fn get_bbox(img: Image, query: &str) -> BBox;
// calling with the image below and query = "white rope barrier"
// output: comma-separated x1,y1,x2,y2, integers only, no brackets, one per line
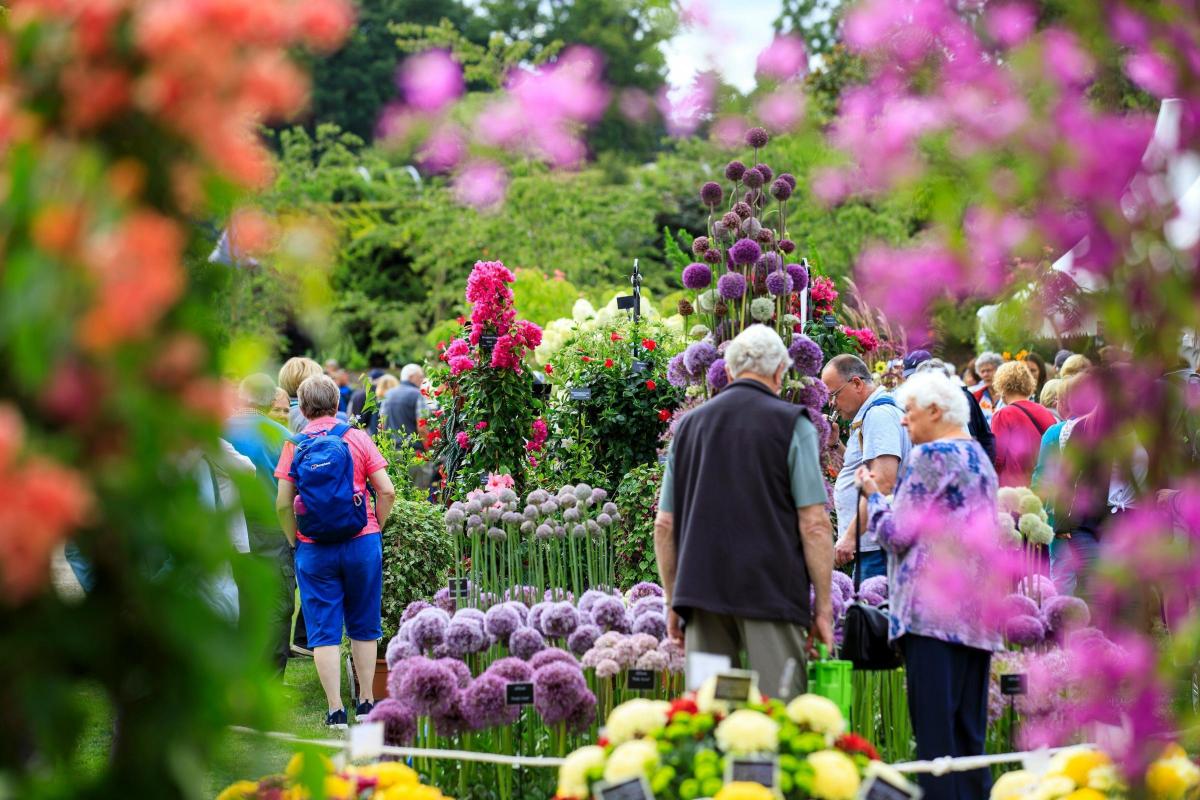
888,746,1080,775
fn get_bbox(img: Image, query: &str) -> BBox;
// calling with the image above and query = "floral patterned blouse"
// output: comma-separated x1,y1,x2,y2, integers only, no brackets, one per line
867,438,1004,652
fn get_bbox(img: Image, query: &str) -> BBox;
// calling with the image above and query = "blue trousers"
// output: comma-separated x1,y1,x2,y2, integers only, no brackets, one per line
1050,530,1100,599
902,634,992,800
855,549,887,582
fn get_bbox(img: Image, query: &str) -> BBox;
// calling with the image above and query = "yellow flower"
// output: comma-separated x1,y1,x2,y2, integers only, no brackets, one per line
557,745,608,799
1030,775,1076,800
355,762,420,790
1016,349,1029,361
285,751,334,779
785,694,846,740
1055,750,1110,787
808,750,861,800
990,770,1037,800
603,739,660,784
1146,753,1200,799
382,785,451,800
323,775,356,800
604,699,670,746
216,781,259,800
1003,351,1012,360
714,709,780,755
874,360,887,374
714,782,776,800
1063,790,1106,800
1086,764,1123,792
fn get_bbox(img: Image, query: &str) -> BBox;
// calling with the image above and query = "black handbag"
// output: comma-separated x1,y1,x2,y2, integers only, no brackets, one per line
841,488,903,670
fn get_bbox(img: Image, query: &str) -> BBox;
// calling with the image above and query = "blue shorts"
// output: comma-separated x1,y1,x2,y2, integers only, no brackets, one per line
294,533,383,647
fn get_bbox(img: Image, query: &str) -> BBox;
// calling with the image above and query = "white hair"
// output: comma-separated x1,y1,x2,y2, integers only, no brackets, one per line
725,324,791,379
297,374,341,419
400,363,423,383
975,351,1003,369
896,371,970,428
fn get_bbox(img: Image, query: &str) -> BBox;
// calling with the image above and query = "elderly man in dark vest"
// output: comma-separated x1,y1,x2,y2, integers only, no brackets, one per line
654,325,835,699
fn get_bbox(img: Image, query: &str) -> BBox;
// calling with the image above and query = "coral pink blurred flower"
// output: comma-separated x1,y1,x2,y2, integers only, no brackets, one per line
756,35,808,81
398,50,464,113
856,243,965,340
295,0,355,53
678,0,712,29
454,161,508,210
228,207,277,258
485,473,515,493
756,85,806,133
985,2,1036,48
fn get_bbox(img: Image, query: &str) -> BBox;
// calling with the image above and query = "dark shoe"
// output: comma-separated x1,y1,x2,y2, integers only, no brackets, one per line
325,708,348,730
355,700,375,719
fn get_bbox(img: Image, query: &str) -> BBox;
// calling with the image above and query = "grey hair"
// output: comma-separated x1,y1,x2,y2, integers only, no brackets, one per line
896,372,969,428
725,324,791,379
975,351,1003,369
826,353,873,382
916,358,954,378
238,373,278,409
297,375,341,419
400,363,423,383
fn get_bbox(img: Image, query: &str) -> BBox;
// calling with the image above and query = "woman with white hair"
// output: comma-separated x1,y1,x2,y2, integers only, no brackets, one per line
855,371,1001,800
971,350,1005,419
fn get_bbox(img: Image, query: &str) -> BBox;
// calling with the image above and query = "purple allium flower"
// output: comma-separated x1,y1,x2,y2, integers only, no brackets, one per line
591,595,627,631
779,238,796,254
729,238,762,266
1042,595,1090,634
509,626,546,660
568,624,601,657
746,127,769,149
387,661,412,700
756,228,775,246
740,217,762,238
595,658,621,678
533,661,590,725
765,270,793,296
486,656,533,684
528,602,551,633
432,690,471,737
455,607,486,627
1066,626,1105,647
700,181,723,207
366,699,417,746
667,353,692,388
485,603,521,644
632,612,667,640
786,262,809,292
1019,574,1057,602
771,177,793,201
546,585,575,602
578,589,609,614
1002,593,1041,620
386,635,418,669
631,633,660,656
742,167,765,189
409,607,451,652
732,201,753,220
396,656,459,716
779,172,797,190
683,341,719,377
717,272,747,300
541,602,581,639
636,650,668,671
789,334,824,377
438,657,473,688
566,691,598,733
529,647,578,672
858,575,888,606
682,262,712,290
1005,614,1046,646
707,359,729,391
755,163,774,182
506,585,538,605
444,619,487,658
401,600,433,624
631,596,665,619
758,251,782,272
796,379,830,412
614,637,639,668
691,235,710,255
506,599,530,622
725,160,747,181
433,587,456,613
703,247,723,264
461,672,518,729
832,570,854,600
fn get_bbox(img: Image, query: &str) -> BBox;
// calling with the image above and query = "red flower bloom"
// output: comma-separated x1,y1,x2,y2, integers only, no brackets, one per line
667,697,698,721
544,363,554,375
433,408,445,417
596,736,610,748
834,733,881,761
456,315,466,325
610,332,622,342
437,341,446,351
475,421,488,431
642,338,657,350
417,418,427,428
645,379,656,390
582,356,593,363
604,358,614,368
658,409,670,421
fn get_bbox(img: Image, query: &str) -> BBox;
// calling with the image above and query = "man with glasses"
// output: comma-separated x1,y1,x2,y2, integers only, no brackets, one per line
821,354,910,581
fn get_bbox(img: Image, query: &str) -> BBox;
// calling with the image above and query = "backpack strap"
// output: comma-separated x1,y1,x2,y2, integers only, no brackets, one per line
330,423,352,439
1010,401,1049,436
856,394,899,449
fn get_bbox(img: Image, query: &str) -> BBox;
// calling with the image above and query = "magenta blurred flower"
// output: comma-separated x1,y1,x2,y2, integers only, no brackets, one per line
756,35,808,80
417,123,465,173
618,88,655,124
756,85,806,133
659,72,716,137
1042,29,1095,88
453,161,508,210
985,2,1036,47
711,116,749,149
398,50,464,113
1125,50,1177,97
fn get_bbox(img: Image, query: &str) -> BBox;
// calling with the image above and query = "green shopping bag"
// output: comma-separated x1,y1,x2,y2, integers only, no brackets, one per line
806,643,854,722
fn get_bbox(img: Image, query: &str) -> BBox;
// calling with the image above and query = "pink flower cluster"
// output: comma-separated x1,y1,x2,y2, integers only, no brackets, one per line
809,275,839,315
442,338,474,376
526,418,548,454
466,260,517,343
490,319,542,371
842,326,880,354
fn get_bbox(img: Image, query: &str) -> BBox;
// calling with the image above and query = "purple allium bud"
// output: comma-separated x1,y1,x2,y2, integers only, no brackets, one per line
707,359,729,391
396,656,459,716
771,177,793,201
786,262,809,292
1006,614,1046,646
632,612,667,640
712,220,729,240
691,235,710,255
779,238,796,254
756,228,775,246
714,298,729,318
366,699,417,746
700,181,723,207
541,602,581,639
677,298,695,316
486,656,534,684
725,160,747,181
779,172,797,190
628,582,664,603
402,600,433,624
568,624,602,657
746,189,767,208
766,270,793,296
409,607,451,652
790,334,824,377
386,635,418,669
745,127,769,149
729,238,762,266
591,595,626,631
529,647,578,672
533,661,590,725
485,603,521,644
703,247,723,264
796,379,829,412
732,201,753,220
1002,593,1041,620
462,672,518,729
858,575,888,606
509,626,547,660
682,262,712,290
742,167,765,189
1043,595,1090,634
755,163,774,182
683,341,718,376
721,211,741,229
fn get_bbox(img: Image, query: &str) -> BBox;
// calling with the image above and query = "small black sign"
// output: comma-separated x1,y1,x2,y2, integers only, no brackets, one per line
479,332,499,350
616,295,637,311
595,776,654,800
448,578,469,599
505,682,534,705
569,387,593,401
728,758,778,788
627,669,655,691
631,360,650,374
1000,673,1027,696
861,774,922,800
533,382,551,399
713,672,754,702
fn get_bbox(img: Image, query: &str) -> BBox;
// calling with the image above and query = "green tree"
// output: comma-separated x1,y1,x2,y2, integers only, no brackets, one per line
773,0,846,57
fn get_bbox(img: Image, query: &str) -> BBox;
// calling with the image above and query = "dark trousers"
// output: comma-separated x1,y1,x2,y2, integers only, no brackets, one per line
855,549,887,582
901,634,992,800
232,542,296,676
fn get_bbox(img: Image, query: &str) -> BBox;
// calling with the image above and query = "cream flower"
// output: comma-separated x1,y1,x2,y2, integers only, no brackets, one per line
1019,513,1043,538
1029,521,1055,546
557,745,607,799
714,709,780,755
785,694,846,739
990,769,1037,800
997,487,1022,513
603,699,670,746
1018,492,1043,516
1030,775,1076,800
603,739,660,784
808,750,861,800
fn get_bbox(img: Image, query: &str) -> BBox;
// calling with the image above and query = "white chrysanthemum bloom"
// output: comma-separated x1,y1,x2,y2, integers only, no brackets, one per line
785,694,846,739
602,739,659,783
556,745,606,800
603,699,670,746
714,709,779,755
572,299,596,322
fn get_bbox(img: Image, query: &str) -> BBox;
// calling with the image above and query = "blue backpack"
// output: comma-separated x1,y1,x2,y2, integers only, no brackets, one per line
289,423,367,543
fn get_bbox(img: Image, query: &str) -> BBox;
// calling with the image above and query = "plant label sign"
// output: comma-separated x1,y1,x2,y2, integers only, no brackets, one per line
448,578,469,599
1000,673,1027,696
627,669,655,691
631,360,650,374
479,332,499,350
713,669,757,703
616,295,637,311
570,387,593,401
726,757,779,788
858,774,923,800
505,681,534,705
594,775,655,800
685,652,732,691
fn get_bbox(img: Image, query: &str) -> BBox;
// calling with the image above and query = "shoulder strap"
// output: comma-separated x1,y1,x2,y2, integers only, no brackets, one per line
203,457,223,509
330,423,352,439
857,394,898,448
854,486,864,591
1011,402,1049,435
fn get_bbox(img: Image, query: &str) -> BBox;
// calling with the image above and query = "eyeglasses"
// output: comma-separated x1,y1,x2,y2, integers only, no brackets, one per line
827,377,858,403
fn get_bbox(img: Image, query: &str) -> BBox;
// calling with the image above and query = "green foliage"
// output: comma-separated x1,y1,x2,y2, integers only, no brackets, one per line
803,44,868,127
391,18,559,91
662,226,693,272
774,0,847,56
511,268,587,327
613,462,664,588
380,499,455,639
